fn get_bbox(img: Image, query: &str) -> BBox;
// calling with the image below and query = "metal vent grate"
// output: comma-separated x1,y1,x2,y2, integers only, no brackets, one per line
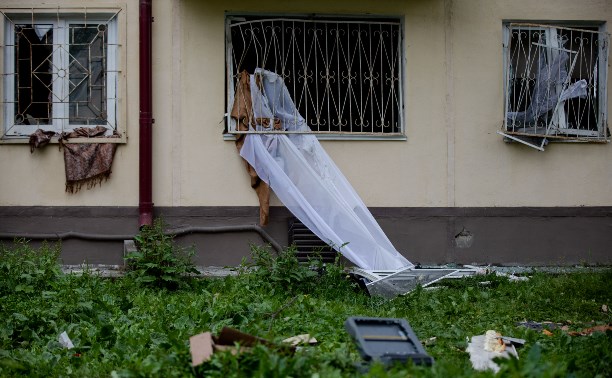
288,219,337,263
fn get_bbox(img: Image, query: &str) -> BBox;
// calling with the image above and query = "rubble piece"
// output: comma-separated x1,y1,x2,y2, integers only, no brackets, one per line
282,334,317,346
189,327,294,367
517,320,611,337
58,331,74,349
351,264,532,300
351,266,481,299
189,332,214,367
568,324,612,336
467,331,521,373
500,336,526,346
345,317,434,367
516,320,567,331
484,330,505,353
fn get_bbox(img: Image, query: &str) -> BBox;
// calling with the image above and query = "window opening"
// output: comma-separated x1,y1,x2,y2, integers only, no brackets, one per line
226,15,404,137
1,8,120,139
502,23,610,149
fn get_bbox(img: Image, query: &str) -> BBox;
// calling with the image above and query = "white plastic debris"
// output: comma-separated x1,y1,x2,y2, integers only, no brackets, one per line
282,334,317,347
483,330,505,353
466,331,520,373
58,331,74,349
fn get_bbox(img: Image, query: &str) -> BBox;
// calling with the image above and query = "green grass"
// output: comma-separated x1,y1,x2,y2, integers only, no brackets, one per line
0,240,610,377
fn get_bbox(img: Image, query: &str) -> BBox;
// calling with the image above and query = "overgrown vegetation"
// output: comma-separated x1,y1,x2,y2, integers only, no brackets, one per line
241,245,350,297
124,218,199,290
0,238,610,377
0,239,62,297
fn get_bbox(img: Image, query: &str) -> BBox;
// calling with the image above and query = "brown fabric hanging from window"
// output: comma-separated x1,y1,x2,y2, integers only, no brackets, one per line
60,126,119,193
231,70,271,226
28,129,57,153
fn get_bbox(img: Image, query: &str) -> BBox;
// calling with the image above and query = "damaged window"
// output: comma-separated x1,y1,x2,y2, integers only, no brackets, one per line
226,15,404,138
501,23,610,150
1,10,119,139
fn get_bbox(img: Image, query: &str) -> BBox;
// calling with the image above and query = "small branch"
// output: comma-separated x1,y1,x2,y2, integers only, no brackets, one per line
267,296,299,332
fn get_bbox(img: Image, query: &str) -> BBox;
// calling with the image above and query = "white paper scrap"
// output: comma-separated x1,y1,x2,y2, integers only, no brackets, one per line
58,331,74,349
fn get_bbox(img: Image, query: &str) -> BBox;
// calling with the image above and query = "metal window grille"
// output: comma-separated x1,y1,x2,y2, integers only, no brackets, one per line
503,23,610,146
1,8,119,138
226,16,404,136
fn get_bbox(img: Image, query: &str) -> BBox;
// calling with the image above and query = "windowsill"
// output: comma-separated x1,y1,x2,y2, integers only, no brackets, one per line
0,135,127,145
500,130,610,144
222,133,407,141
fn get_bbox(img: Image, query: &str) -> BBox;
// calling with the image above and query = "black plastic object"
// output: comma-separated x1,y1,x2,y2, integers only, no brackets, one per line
345,317,434,366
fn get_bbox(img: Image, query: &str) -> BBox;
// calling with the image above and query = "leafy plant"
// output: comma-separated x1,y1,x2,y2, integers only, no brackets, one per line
0,239,62,297
243,244,351,295
1,239,610,377
124,218,199,290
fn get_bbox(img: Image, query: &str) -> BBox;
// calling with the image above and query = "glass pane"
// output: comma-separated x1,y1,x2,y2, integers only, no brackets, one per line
506,25,605,137
14,24,53,126
557,27,600,132
69,23,107,125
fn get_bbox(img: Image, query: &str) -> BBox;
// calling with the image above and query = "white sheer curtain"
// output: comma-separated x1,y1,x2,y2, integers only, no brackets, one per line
239,68,412,270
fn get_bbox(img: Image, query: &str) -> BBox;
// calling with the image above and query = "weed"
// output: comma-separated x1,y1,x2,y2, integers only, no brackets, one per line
124,218,199,290
0,239,62,297
242,245,319,294
1,239,610,377
240,244,358,301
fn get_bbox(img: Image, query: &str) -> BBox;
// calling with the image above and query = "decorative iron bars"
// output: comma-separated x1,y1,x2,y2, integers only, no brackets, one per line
1,9,119,138
226,16,403,136
503,23,610,143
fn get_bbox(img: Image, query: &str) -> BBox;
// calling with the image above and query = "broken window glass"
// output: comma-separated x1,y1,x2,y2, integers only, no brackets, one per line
502,23,610,149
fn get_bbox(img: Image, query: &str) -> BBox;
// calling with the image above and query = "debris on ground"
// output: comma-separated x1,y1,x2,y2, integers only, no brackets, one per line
350,265,531,300
424,336,437,346
345,317,434,367
282,334,317,347
516,320,612,337
189,327,294,367
58,331,74,349
516,320,568,331
567,324,612,336
466,330,524,373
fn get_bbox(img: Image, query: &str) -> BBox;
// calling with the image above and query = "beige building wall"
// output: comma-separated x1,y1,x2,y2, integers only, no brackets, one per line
451,0,612,207
0,0,139,206
1,0,611,209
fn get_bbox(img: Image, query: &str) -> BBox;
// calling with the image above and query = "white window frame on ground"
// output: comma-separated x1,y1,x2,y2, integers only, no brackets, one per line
225,14,406,140
0,8,122,142
501,22,610,150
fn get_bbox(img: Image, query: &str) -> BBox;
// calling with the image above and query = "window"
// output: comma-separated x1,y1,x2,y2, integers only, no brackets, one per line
501,22,610,150
226,15,404,139
1,9,120,139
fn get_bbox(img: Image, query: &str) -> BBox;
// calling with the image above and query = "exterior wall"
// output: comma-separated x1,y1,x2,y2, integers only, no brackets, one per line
2,206,610,266
173,0,451,208
0,0,139,206
451,0,612,207
0,0,611,266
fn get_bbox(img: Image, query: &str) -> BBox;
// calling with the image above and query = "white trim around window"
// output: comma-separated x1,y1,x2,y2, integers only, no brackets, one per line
0,8,124,143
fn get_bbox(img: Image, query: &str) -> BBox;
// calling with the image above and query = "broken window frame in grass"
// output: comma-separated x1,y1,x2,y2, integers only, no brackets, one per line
0,8,121,141
225,14,406,140
501,22,610,149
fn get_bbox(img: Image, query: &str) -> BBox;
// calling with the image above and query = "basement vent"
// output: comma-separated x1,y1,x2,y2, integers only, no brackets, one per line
288,219,337,263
